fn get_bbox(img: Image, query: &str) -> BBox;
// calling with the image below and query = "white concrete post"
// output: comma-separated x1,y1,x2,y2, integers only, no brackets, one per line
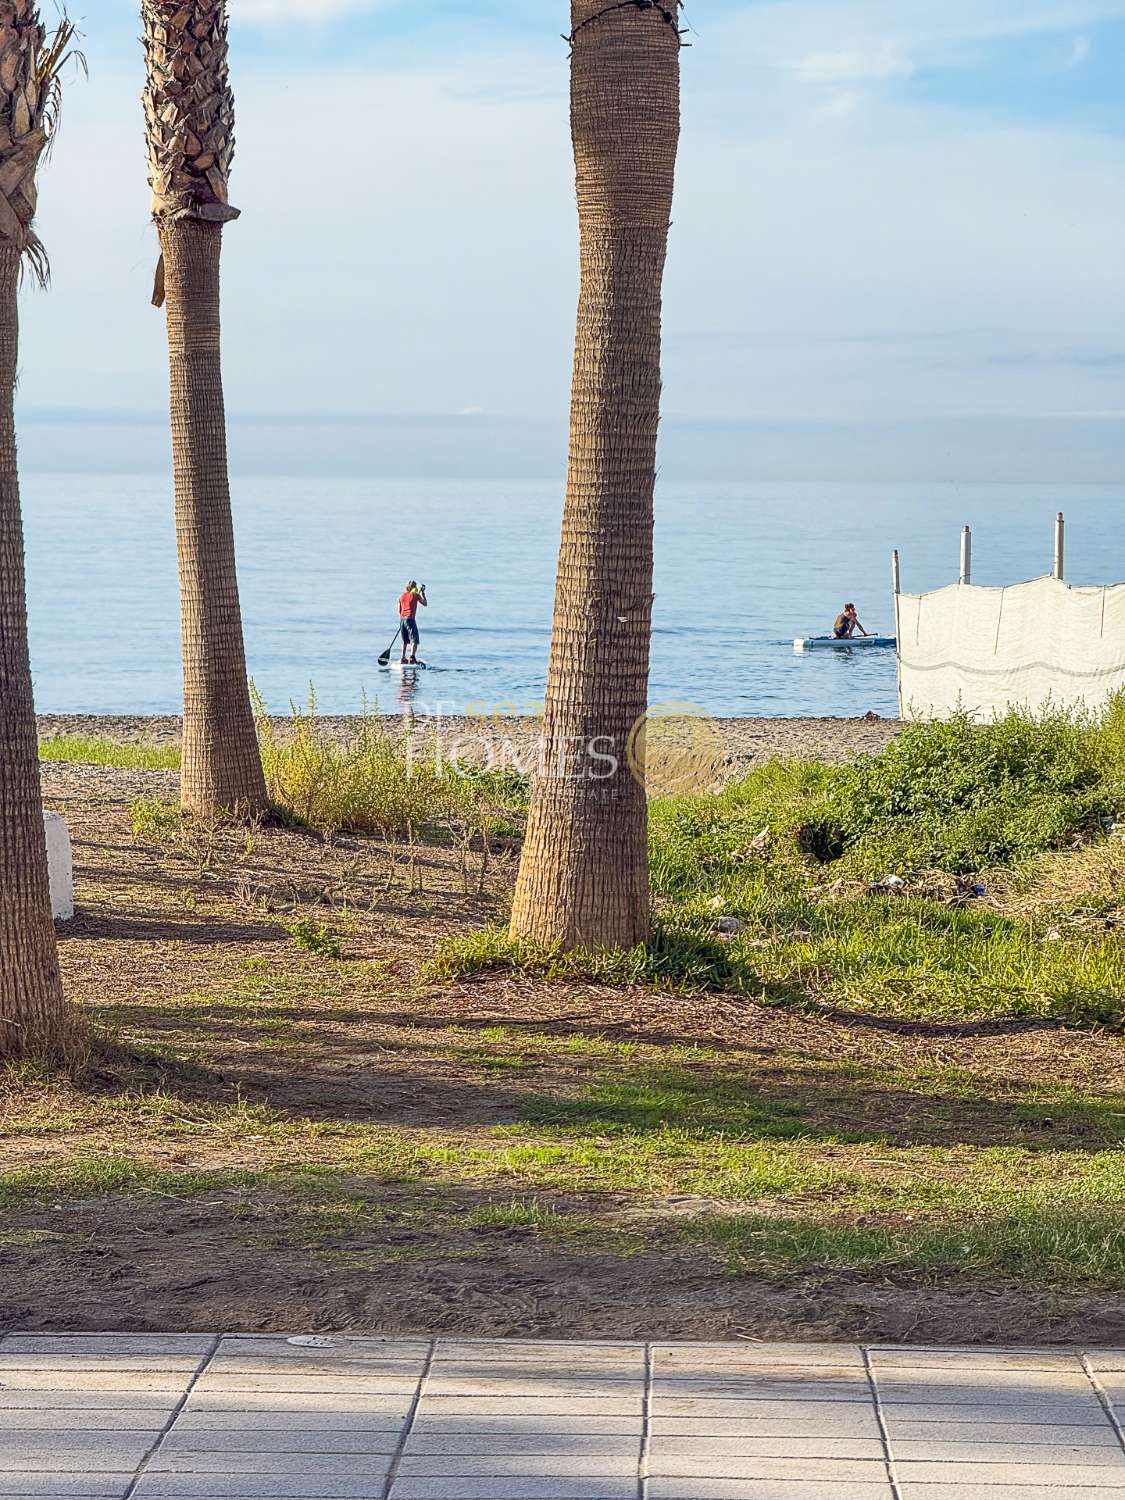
1053,511,1065,580
43,811,74,921
891,548,901,596
959,526,972,585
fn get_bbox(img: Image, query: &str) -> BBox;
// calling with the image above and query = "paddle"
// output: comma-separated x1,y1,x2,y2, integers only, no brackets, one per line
377,625,401,668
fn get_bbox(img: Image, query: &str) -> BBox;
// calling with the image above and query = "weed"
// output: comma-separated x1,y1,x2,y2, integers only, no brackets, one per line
253,690,527,841
129,797,182,842
287,917,343,959
40,736,181,771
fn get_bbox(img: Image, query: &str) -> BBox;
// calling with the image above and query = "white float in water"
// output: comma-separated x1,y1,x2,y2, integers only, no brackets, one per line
43,811,74,921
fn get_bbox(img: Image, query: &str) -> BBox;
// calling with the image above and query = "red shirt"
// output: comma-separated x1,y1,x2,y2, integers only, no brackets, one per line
399,590,420,619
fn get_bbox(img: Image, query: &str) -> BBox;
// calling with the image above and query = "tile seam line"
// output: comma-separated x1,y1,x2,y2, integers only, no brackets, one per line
862,1344,902,1500
120,1332,222,1500
639,1341,653,1499
381,1337,436,1500
1081,1352,1125,1457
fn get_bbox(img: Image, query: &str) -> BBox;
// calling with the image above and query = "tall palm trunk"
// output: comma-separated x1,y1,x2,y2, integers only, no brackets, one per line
510,0,681,950
0,6,74,1058
142,0,266,818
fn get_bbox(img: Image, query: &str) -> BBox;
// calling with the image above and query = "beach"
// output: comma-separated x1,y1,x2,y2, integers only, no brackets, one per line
36,712,902,802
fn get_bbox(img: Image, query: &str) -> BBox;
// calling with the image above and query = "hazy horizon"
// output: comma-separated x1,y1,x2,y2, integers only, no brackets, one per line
15,406,1125,484
10,0,1125,488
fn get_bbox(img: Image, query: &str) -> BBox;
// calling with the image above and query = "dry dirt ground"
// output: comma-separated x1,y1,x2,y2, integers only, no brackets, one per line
2,767,1123,1344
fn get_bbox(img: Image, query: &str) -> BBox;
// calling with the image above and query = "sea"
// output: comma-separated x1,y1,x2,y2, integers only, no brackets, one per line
23,477,1125,721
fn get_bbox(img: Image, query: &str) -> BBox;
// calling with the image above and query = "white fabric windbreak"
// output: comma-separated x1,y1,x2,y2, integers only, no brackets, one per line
896,575,1125,721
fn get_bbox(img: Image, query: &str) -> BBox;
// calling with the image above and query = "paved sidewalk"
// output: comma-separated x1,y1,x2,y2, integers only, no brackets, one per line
1,1336,1124,1499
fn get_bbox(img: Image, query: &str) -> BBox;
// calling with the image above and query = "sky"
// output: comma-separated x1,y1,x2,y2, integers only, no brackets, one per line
15,0,1125,479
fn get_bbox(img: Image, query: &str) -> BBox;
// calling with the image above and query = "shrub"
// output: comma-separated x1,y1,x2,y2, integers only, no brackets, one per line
253,692,527,840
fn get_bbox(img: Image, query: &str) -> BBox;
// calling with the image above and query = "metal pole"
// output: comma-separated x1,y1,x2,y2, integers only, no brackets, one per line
1053,511,1065,581
891,548,901,596
959,526,972,586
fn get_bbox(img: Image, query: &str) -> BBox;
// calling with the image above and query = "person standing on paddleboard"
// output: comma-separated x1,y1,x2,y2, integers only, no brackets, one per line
399,581,427,664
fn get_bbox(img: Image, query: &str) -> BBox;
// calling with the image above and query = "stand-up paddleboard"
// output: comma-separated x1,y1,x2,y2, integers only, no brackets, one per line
387,660,428,671
794,634,896,652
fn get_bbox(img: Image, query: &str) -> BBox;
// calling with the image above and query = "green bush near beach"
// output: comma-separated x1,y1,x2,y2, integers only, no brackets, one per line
438,700,1125,1029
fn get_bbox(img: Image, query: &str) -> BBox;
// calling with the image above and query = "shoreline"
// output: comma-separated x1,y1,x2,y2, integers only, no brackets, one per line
37,713,900,804
38,712,901,765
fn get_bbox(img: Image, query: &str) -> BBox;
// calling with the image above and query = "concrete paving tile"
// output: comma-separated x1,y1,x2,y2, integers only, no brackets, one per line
433,1342,639,1361
171,1412,407,1433
653,1395,875,1417
205,1358,423,1380
160,1432,401,1455
403,1437,641,1458
885,1422,1120,1445
654,1344,865,1368
0,1478,134,1497
424,1379,643,1399
878,1401,1107,1423
871,1351,1083,1372
896,1464,1125,1487
0,1446,152,1473
215,1337,427,1360
0,1393,181,1411
407,1416,641,1438
134,1478,393,1499
650,1438,885,1460
185,1392,414,1414
647,1457,888,1481
875,1376,1094,1400
388,1483,637,1500
0,1358,202,1377
418,1398,642,1417
646,1482,892,1500
0,1412,166,1432
193,1373,417,1394
650,1408,882,1437
148,1458,394,1477
0,1374,188,1393
889,1443,1125,1465
428,1364,643,1385
0,1338,213,1356
898,1488,1125,1500
653,1378,869,1401
397,1458,637,1478
1086,1352,1125,1372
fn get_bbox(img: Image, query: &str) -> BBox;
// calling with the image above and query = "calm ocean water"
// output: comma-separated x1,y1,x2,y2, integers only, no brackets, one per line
23,477,1125,719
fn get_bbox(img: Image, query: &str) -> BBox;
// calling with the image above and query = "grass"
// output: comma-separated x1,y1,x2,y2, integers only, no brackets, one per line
255,692,528,840
435,702,1125,1029
17,708,1125,1328
39,735,180,771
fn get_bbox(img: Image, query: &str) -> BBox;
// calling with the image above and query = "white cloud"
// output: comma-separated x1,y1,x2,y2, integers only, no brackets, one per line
795,41,914,83
1069,33,1093,63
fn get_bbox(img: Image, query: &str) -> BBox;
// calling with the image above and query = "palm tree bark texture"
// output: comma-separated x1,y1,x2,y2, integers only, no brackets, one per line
0,3,72,1057
510,0,682,950
143,0,267,817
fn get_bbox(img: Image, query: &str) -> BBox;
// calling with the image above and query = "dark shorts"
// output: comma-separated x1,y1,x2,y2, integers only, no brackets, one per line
400,616,419,646
833,626,850,639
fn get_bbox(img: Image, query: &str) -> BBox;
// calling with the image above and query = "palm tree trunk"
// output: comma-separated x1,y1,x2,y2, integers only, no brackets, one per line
510,0,681,950
160,218,267,817
0,246,65,1057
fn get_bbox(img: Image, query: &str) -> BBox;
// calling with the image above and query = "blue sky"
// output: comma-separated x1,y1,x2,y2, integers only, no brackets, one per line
18,0,1125,477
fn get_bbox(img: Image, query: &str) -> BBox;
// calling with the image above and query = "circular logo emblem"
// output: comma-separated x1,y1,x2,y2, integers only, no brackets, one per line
626,701,725,796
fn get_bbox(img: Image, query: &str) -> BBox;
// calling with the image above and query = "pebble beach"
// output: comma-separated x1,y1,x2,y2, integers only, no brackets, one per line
37,713,901,803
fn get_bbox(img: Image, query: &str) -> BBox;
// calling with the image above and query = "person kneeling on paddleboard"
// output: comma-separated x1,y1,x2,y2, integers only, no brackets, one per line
399,581,426,664
833,603,868,640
